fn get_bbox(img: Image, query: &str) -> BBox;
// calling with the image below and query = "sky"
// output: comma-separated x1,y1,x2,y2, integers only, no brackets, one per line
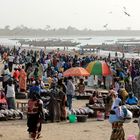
0,0,140,30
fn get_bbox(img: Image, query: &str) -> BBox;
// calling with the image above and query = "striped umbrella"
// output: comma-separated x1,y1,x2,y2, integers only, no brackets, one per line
63,67,90,77
86,61,111,76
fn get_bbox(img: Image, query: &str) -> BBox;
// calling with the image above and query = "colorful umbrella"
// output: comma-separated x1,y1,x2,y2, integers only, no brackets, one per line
63,67,90,77
86,61,111,76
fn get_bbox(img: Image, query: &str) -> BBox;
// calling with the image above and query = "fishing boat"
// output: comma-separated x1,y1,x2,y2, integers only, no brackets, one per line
18,39,80,47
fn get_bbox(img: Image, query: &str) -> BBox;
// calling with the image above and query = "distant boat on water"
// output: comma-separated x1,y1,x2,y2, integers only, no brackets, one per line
117,38,136,42
18,39,80,47
105,40,114,42
78,37,92,40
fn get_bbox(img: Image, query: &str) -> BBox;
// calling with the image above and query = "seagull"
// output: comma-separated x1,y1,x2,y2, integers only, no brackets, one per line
103,24,108,28
123,6,126,10
123,6,131,16
123,11,131,16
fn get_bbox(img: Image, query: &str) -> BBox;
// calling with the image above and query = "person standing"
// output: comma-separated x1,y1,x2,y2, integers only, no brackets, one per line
1,64,11,90
8,54,14,72
27,92,44,140
5,79,16,109
109,98,132,140
58,79,67,121
19,66,27,92
13,67,20,82
66,77,75,110
114,78,120,93
104,90,117,119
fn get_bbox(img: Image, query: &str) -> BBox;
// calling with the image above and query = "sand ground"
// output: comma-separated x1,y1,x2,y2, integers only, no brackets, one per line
0,99,139,140
0,58,139,140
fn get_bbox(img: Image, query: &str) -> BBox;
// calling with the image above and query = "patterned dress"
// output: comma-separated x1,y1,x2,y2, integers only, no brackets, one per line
27,99,43,140
110,122,125,140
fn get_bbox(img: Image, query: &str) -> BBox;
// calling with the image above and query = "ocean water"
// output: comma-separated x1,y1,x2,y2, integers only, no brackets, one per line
0,36,140,46
0,36,140,59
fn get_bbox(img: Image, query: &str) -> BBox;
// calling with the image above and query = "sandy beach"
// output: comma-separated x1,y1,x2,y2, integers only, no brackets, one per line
0,99,139,140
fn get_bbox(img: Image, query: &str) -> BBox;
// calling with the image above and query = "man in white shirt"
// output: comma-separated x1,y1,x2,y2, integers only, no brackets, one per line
5,79,16,109
8,54,15,72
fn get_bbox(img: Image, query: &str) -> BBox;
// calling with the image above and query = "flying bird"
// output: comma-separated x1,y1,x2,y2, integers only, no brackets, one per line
123,6,126,10
103,24,108,28
123,6,131,17
123,11,131,16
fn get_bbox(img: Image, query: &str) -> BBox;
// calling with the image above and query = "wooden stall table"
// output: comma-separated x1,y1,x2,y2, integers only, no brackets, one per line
76,95,91,100
16,100,28,113
75,87,93,100
98,90,108,96
85,88,108,95
125,105,140,118
85,89,94,94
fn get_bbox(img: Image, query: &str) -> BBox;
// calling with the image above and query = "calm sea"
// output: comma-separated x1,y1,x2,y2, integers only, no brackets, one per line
0,36,140,46
0,36,140,59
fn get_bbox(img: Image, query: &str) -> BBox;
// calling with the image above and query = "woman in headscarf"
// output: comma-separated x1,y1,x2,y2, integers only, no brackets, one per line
28,67,39,82
37,60,43,80
27,92,44,140
57,78,67,121
104,90,117,118
109,98,125,140
19,66,27,92
47,82,61,122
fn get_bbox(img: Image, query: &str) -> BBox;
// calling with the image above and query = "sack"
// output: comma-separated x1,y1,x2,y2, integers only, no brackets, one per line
109,106,132,123
123,108,133,123
122,106,133,118
119,106,132,123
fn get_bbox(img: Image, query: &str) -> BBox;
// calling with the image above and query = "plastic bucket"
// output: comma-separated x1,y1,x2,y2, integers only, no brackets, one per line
69,114,77,123
97,111,105,121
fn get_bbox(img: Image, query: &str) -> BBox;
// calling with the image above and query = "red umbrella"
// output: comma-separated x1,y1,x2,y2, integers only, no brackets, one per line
63,67,90,77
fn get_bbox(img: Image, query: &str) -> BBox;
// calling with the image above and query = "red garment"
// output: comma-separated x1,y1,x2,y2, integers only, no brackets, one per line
19,69,27,91
53,58,57,67
28,99,39,114
0,91,7,104
13,70,20,81
0,98,7,104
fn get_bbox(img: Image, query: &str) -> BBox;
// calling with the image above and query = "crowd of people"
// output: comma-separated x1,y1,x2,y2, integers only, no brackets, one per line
0,45,140,140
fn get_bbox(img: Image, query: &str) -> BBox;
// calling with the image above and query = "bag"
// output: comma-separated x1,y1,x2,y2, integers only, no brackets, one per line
109,106,132,123
109,114,123,123
123,107,133,123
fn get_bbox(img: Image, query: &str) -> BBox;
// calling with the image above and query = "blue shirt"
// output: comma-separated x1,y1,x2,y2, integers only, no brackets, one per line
126,96,138,105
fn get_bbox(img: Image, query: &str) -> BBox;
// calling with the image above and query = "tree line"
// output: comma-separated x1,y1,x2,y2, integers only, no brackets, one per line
0,25,140,36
